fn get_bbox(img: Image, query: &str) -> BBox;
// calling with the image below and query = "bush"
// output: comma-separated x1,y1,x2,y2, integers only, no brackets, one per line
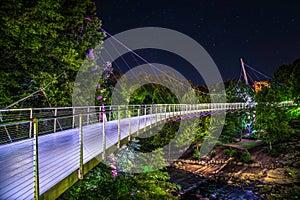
265,143,288,157
240,150,252,163
59,164,179,199
193,150,200,160
211,150,216,157
223,149,237,157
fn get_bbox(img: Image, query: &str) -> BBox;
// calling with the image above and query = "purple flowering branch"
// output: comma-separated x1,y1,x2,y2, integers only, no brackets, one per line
108,153,118,178
88,49,94,60
85,17,91,21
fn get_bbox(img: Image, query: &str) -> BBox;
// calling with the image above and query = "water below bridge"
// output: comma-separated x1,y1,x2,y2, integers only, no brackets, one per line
168,167,261,200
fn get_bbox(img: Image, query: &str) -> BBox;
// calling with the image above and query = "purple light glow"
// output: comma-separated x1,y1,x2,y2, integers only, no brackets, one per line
112,169,118,177
97,96,102,100
88,49,94,60
90,67,97,71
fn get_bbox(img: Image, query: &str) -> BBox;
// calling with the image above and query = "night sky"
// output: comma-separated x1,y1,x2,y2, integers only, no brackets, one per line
95,0,300,85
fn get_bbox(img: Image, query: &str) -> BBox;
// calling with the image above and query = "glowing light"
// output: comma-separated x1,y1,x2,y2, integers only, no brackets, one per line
97,96,102,100
88,49,94,60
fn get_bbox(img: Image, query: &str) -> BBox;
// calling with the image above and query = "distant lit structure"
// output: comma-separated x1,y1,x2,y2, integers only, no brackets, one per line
253,81,270,93
240,58,271,93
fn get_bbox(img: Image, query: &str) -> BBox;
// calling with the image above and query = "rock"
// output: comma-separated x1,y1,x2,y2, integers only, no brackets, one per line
262,168,296,185
252,163,260,168
292,161,300,168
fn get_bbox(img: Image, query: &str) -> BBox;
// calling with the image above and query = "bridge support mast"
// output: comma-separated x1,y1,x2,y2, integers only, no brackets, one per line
241,58,249,85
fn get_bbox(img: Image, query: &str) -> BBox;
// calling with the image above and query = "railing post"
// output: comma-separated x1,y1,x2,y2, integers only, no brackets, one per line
180,105,182,116
72,108,75,128
144,106,147,131
109,106,112,121
29,108,33,138
127,108,131,141
54,108,57,133
156,105,158,123
173,105,175,117
78,114,83,179
150,106,152,128
137,108,140,136
102,114,106,160
87,107,90,125
165,106,167,121
117,107,121,148
33,118,39,200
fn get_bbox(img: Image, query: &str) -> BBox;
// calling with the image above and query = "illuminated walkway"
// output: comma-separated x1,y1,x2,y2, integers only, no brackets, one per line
0,103,248,199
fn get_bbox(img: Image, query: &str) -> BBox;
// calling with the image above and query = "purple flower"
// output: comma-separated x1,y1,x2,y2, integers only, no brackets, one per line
100,104,105,120
90,67,97,71
97,84,101,89
130,192,135,196
88,49,94,60
112,169,118,177
110,164,116,169
97,96,102,100
85,17,91,21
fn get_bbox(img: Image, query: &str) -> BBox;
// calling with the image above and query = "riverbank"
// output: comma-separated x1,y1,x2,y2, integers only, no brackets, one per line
167,167,261,199
170,141,300,199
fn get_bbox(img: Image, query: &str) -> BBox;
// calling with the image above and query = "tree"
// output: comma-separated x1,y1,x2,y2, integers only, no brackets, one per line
254,87,294,150
0,0,105,108
290,59,300,102
273,58,300,102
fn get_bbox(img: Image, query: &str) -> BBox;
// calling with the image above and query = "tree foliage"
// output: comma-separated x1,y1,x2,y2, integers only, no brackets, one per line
254,87,294,150
273,58,300,102
59,163,179,200
0,0,105,108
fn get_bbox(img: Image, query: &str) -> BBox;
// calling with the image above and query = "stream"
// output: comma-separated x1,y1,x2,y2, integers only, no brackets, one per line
167,167,261,200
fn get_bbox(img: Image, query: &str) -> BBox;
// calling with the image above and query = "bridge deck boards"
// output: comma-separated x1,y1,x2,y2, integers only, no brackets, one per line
0,108,230,199
0,114,160,200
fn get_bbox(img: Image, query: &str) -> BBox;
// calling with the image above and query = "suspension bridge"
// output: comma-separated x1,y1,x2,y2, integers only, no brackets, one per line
0,56,293,199
0,103,251,199
0,26,285,199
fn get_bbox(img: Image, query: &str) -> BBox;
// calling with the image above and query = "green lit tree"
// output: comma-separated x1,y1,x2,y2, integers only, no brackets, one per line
0,0,105,108
254,87,294,150
290,59,300,102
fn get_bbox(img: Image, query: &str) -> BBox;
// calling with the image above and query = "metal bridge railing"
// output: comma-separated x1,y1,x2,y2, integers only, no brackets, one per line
0,103,248,199
0,103,251,144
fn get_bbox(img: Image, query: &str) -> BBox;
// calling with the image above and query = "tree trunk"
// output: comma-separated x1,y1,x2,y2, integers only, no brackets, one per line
240,130,242,142
269,141,272,150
